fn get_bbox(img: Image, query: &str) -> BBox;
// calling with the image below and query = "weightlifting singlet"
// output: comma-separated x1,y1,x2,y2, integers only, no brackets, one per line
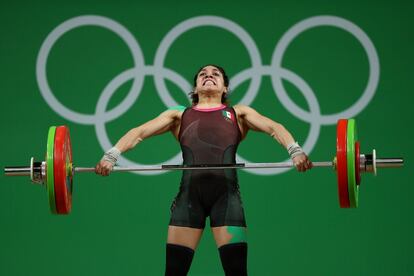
169,104,247,228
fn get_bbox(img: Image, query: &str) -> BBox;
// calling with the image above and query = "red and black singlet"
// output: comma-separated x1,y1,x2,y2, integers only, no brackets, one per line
169,105,246,228
179,104,241,168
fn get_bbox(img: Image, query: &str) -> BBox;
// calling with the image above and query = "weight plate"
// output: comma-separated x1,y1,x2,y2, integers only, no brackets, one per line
355,141,361,185
46,126,57,214
54,126,73,214
336,119,350,208
347,119,358,208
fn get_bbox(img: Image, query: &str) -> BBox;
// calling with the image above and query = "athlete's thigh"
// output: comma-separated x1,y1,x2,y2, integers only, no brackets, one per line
211,226,247,248
167,225,204,250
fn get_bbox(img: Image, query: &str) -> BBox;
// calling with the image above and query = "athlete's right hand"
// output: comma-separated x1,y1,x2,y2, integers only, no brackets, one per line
95,160,114,176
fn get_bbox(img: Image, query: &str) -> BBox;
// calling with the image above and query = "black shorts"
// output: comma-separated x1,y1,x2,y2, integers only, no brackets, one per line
169,170,247,229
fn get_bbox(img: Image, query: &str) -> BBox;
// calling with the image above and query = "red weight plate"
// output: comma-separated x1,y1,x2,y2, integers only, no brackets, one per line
336,119,350,208
65,127,73,212
54,126,73,214
355,141,361,185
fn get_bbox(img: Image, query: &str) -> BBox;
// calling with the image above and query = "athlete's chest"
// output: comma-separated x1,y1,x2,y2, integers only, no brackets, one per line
179,108,241,145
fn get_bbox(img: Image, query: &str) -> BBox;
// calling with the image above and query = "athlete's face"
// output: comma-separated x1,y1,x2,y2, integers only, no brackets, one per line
194,65,228,97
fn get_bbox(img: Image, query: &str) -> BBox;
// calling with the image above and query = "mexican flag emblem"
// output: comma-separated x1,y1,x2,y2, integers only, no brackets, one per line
222,110,232,120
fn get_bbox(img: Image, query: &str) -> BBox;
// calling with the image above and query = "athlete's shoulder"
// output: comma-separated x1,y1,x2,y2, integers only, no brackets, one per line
168,105,187,112
233,104,256,115
161,105,187,119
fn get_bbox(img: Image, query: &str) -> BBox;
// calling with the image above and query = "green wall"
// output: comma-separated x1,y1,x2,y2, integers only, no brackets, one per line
1,0,413,275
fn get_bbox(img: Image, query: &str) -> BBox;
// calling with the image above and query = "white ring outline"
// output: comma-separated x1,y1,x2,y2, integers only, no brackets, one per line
36,15,146,125
271,15,379,124
153,15,263,107
95,67,188,175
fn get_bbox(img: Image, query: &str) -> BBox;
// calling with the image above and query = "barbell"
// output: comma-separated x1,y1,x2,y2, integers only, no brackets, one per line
4,119,403,214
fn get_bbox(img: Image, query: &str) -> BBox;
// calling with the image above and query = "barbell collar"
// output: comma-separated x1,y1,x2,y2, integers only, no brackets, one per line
4,158,45,184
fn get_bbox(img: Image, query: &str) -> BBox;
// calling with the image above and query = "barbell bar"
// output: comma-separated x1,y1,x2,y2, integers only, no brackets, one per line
3,119,404,214
4,159,402,174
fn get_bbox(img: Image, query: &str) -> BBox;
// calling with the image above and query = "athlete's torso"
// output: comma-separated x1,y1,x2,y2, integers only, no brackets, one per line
178,105,241,166
177,105,241,188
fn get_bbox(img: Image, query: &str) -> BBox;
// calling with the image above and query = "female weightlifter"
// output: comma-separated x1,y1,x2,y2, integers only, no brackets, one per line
95,64,312,276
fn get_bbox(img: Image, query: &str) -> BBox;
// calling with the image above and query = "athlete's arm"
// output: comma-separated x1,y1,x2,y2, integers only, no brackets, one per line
95,109,182,175
234,104,312,171
114,109,182,152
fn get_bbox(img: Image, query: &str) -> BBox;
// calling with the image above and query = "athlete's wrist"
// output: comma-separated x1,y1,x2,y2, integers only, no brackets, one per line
286,141,304,159
102,147,121,166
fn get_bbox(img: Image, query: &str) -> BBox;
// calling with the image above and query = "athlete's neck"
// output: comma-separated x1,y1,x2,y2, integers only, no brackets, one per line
195,103,225,109
196,96,223,109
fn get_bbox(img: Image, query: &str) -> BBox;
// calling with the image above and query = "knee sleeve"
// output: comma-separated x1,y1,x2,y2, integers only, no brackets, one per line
218,242,248,276
165,243,194,276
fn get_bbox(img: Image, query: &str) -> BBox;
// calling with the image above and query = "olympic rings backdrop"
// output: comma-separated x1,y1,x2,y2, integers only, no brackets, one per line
0,1,413,275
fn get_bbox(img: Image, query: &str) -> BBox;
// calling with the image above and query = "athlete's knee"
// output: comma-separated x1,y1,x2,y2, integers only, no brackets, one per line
226,226,247,243
165,243,195,276
213,225,247,247
218,242,248,276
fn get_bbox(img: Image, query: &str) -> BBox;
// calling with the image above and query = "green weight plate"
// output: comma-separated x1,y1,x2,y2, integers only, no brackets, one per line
47,126,57,214
347,119,358,208
355,141,361,185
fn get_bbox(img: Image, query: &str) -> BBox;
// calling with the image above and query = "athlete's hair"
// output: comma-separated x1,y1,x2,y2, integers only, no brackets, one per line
190,64,229,105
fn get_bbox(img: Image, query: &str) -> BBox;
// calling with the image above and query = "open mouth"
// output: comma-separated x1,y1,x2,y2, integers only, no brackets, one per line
203,79,216,85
